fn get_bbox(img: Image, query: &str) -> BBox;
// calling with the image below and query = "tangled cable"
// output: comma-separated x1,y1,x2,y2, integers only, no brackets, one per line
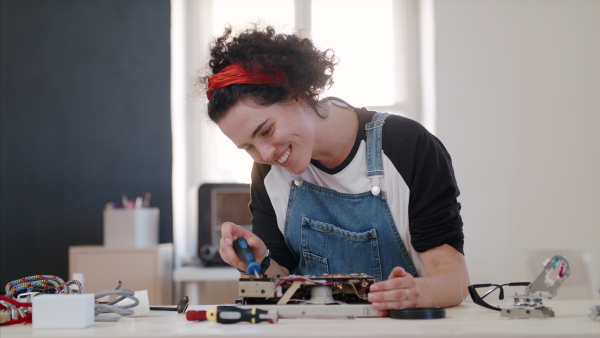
5,275,82,301
94,280,139,322
1,275,139,325
0,296,32,325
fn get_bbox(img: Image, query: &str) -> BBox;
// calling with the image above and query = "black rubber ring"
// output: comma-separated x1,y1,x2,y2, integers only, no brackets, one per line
390,307,446,320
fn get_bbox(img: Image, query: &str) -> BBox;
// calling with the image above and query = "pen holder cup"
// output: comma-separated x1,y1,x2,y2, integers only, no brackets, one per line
103,208,159,248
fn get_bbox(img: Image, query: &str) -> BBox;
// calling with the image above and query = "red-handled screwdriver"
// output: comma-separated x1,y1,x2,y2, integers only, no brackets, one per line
233,238,261,278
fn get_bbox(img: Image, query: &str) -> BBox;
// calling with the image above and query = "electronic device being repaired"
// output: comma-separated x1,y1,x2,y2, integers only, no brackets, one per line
235,274,379,317
469,255,571,319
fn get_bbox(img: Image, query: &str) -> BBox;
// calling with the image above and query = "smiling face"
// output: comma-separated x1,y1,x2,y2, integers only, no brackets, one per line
217,97,317,175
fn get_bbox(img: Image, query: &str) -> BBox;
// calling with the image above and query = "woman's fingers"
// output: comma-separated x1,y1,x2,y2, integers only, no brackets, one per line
368,267,420,312
219,222,267,271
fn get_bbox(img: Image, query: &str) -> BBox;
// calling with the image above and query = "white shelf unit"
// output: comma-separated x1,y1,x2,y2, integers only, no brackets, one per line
69,244,173,305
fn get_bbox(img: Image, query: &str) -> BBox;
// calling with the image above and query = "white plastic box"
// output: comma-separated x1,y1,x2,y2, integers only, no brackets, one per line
32,294,94,329
103,208,159,248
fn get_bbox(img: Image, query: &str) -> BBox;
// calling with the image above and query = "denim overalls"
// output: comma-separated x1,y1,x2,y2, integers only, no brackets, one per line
283,112,419,282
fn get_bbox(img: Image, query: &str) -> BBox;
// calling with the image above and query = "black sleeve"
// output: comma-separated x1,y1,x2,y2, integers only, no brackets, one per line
382,115,465,254
249,162,298,272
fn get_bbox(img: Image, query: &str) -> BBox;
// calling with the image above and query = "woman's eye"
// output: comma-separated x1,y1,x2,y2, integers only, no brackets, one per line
261,126,272,136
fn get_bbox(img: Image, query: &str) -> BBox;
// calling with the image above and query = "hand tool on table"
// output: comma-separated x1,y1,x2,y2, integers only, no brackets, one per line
185,305,355,324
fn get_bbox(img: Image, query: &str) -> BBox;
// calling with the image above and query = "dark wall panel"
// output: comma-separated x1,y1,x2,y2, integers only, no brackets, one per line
0,0,172,288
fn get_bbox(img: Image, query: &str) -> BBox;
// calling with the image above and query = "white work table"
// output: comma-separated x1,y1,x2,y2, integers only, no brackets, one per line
1,300,599,337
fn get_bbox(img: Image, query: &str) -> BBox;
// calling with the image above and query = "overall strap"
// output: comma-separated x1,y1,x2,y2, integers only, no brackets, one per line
365,112,390,195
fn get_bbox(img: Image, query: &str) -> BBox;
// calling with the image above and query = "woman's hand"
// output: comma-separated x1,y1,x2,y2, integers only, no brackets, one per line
219,222,268,273
367,245,470,317
367,267,420,317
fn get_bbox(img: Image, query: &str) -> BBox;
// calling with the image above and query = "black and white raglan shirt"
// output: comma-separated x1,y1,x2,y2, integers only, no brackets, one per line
249,98,464,277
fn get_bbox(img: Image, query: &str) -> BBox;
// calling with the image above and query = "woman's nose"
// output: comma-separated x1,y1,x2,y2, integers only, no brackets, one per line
256,143,276,162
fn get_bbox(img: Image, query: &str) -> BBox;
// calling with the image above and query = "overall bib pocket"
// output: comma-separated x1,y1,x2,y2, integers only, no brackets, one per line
300,217,383,281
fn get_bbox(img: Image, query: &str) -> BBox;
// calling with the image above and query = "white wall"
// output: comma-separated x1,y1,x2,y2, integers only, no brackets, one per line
431,0,600,297
173,0,599,300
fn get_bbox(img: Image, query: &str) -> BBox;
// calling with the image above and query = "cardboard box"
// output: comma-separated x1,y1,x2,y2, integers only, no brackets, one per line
103,208,159,248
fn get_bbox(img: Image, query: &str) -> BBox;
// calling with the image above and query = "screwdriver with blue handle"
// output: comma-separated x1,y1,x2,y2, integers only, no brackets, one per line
233,238,261,278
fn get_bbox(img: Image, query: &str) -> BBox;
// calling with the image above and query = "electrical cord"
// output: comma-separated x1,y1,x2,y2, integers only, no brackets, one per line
0,295,32,325
2,274,81,326
2,276,140,324
94,280,139,322
5,275,82,300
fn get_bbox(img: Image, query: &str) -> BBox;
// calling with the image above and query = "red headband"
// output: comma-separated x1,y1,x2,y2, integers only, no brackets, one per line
206,64,285,100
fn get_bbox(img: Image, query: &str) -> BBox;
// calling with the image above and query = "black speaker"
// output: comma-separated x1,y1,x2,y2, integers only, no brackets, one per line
197,183,252,266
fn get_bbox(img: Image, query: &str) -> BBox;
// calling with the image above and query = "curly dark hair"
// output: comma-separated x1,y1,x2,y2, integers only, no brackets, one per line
200,24,338,123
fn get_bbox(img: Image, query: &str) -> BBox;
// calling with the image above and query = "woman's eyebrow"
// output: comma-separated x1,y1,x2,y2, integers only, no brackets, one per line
251,119,270,138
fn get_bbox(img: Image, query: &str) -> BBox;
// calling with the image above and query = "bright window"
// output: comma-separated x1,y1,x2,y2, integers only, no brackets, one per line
211,0,295,34
200,0,418,184
203,0,295,184
312,0,398,107
170,0,420,263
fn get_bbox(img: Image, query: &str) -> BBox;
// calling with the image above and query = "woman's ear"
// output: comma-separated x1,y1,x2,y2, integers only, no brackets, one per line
291,93,305,105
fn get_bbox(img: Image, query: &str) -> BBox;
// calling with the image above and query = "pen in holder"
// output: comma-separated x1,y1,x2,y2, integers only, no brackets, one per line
103,208,159,248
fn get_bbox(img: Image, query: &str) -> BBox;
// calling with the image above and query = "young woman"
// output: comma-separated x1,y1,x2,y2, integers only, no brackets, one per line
200,25,469,315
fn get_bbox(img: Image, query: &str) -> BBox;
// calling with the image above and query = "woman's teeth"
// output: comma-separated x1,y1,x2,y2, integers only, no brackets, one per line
276,147,291,164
